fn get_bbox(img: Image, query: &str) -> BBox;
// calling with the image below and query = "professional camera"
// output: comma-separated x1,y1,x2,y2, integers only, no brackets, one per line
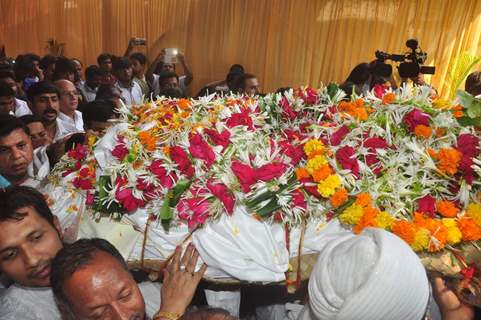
373,39,436,78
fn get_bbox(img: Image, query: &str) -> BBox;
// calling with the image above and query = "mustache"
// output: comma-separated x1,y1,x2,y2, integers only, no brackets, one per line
28,260,51,279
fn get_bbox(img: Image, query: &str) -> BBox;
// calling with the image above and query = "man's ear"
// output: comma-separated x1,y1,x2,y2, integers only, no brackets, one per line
53,215,63,240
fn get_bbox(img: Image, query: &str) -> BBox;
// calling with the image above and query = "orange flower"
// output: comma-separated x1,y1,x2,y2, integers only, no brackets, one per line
392,220,416,244
414,125,432,139
177,98,191,110
138,131,157,152
355,193,372,207
435,128,446,138
312,165,333,182
436,200,459,218
307,149,325,159
452,104,463,111
295,168,310,180
458,217,481,241
330,188,348,208
353,206,380,234
354,99,364,108
453,110,464,118
163,146,171,155
413,212,448,251
382,92,396,105
432,148,462,175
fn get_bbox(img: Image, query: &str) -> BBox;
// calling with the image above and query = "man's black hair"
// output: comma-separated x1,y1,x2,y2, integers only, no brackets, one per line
39,55,57,71
13,53,40,81
0,70,16,82
19,114,42,126
51,238,128,308
229,64,245,74
84,65,104,80
0,114,29,138
130,52,147,66
234,73,257,92
95,84,121,101
53,57,75,81
112,57,132,72
0,82,14,98
160,87,184,99
83,99,118,127
97,53,112,65
0,186,55,227
26,81,60,102
158,71,179,84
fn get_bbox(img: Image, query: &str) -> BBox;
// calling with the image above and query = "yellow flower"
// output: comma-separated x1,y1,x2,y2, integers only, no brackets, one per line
317,174,341,197
375,211,394,230
304,139,325,157
306,155,328,174
442,218,463,245
411,228,430,252
432,99,451,110
339,204,364,225
466,203,481,227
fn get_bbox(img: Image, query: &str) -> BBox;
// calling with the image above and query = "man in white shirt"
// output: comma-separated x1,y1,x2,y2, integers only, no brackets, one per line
0,72,32,117
54,79,84,133
27,81,76,143
113,57,143,106
79,65,103,103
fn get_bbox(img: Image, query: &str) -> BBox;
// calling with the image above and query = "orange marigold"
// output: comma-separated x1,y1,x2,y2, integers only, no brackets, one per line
354,98,364,108
177,98,192,110
353,206,380,234
355,193,372,207
295,168,310,180
413,212,448,251
382,92,396,105
458,217,481,241
453,110,464,118
436,200,459,218
312,165,333,182
353,107,368,121
138,131,157,152
330,188,348,208
435,128,446,138
391,220,416,244
432,148,462,175
414,125,432,139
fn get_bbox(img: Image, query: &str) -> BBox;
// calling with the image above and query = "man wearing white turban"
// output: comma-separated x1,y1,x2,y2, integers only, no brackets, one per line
298,228,430,320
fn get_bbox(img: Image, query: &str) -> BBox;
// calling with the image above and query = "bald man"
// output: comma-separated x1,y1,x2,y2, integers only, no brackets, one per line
54,80,84,133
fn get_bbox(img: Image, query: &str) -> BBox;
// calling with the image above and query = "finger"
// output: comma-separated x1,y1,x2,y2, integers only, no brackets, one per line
171,246,182,271
431,275,447,296
186,248,199,273
181,244,194,269
194,263,207,280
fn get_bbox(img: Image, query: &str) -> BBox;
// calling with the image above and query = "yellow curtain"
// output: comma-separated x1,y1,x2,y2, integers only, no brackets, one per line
2,0,481,96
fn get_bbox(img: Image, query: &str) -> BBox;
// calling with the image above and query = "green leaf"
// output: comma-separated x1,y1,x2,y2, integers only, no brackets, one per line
170,179,192,207
447,52,481,99
159,194,172,231
255,199,282,217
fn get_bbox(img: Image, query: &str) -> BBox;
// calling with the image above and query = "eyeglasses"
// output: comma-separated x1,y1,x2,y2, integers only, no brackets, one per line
60,90,80,97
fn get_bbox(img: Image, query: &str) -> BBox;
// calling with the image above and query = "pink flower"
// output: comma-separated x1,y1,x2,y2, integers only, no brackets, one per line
231,161,257,192
292,189,307,210
457,134,480,158
459,155,475,184
330,125,350,146
136,178,158,201
170,146,194,178
280,97,298,121
373,84,388,98
72,177,93,190
188,134,216,167
67,144,88,161
417,194,436,217
205,128,231,151
226,109,254,130
403,108,430,132
363,137,389,150
86,191,94,205
336,146,359,178
299,178,321,197
300,88,318,105
279,141,304,165
78,167,91,178
207,181,235,214
177,197,210,229
283,129,306,142
112,143,129,161
115,188,144,212
148,160,173,188
255,163,286,181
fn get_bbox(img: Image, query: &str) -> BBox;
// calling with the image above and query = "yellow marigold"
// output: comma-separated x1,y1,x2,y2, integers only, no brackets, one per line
432,99,451,110
382,92,396,105
436,200,459,218
306,155,328,174
355,193,372,207
295,167,310,180
317,174,341,197
414,125,432,139
353,206,380,234
466,203,481,227
458,217,481,241
375,211,394,230
304,139,325,158
392,220,416,244
312,165,333,182
411,228,431,252
442,218,463,245
339,204,364,225
432,148,462,175
330,188,348,208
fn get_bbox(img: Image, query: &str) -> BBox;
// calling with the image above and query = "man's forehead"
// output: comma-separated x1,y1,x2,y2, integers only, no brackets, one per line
0,129,29,146
35,93,59,99
0,208,43,246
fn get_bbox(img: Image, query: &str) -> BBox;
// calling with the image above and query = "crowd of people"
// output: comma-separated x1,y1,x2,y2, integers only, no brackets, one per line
0,39,479,320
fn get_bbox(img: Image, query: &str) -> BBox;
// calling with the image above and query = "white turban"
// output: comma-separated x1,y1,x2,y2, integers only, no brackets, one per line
299,228,429,320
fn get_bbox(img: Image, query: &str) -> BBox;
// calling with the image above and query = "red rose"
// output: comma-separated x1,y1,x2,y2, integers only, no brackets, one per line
112,143,129,161
170,146,194,178
207,181,235,214
403,108,430,132
205,128,231,151
226,109,254,130
292,189,307,210
177,197,210,229
280,97,299,121
336,146,359,178
189,134,216,167
417,194,436,217
299,178,321,197
115,188,145,212
255,163,287,181
148,160,173,188
279,140,305,165
330,125,350,146
231,161,257,192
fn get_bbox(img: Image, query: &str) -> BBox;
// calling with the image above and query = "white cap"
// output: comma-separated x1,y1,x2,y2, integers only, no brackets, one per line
299,228,429,320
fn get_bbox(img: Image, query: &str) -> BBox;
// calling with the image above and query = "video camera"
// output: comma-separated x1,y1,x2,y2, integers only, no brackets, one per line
373,39,436,78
